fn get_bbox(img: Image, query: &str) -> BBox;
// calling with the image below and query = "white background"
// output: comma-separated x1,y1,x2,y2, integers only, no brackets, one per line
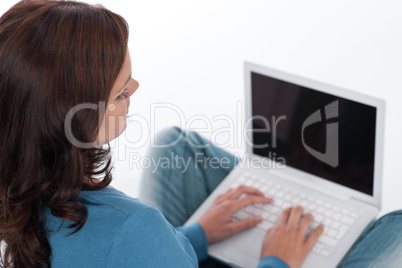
1,0,402,217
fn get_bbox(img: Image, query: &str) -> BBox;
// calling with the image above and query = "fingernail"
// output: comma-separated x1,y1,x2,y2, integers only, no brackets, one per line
255,216,262,223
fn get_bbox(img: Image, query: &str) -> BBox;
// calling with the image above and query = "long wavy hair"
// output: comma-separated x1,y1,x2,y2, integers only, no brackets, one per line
0,1,129,267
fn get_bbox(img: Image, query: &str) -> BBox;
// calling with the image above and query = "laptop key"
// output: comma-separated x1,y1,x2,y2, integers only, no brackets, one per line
268,215,278,223
253,208,262,215
332,213,342,221
231,183,240,189
253,182,262,189
245,206,253,213
276,191,284,198
331,221,341,230
324,210,334,217
341,216,355,225
269,207,280,214
291,197,300,205
238,177,246,183
318,235,338,247
275,184,282,189
321,248,331,257
336,225,350,240
267,188,276,196
261,212,269,219
312,242,324,253
307,203,317,211
315,215,324,222
315,199,324,205
328,229,337,238
257,220,274,230
300,200,308,207
244,180,254,186
298,193,307,199
323,218,332,226
317,207,325,214
341,209,350,215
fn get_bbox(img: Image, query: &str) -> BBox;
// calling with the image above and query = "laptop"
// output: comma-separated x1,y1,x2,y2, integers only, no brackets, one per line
185,61,385,268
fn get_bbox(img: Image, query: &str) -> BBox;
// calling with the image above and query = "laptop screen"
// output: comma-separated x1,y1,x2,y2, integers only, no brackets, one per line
251,72,377,196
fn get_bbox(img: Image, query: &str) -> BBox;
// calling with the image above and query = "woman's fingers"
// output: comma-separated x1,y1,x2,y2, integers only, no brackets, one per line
228,216,263,234
305,224,324,249
298,213,313,239
288,206,304,228
214,189,234,203
231,195,272,213
277,207,292,225
225,185,265,200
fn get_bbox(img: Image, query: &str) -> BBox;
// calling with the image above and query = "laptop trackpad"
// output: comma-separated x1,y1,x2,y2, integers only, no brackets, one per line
223,248,259,268
221,229,264,268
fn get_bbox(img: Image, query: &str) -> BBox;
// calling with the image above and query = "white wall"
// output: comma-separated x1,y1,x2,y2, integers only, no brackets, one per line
1,0,401,217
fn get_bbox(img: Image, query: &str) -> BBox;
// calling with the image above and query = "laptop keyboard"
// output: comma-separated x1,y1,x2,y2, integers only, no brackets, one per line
231,172,359,258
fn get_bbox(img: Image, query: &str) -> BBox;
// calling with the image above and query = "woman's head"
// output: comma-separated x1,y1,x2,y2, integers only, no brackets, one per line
0,1,132,267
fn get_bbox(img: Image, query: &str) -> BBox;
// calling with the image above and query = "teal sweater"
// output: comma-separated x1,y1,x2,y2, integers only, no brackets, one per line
44,187,288,268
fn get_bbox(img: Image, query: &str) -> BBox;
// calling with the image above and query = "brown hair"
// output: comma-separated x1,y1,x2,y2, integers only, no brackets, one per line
0,1,129,267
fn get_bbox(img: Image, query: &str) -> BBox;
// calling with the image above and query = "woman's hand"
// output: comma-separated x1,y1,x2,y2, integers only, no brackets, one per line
198,186,272,244
260,206,324,268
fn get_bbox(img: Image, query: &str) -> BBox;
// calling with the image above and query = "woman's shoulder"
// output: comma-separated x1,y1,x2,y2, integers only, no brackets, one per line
79,187,151,217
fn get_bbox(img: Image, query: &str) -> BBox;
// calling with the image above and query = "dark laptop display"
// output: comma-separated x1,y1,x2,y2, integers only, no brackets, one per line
251,72,377,196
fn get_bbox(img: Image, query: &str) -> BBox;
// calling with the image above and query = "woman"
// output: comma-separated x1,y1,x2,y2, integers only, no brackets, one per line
0,1,401,268
0,1,322,267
